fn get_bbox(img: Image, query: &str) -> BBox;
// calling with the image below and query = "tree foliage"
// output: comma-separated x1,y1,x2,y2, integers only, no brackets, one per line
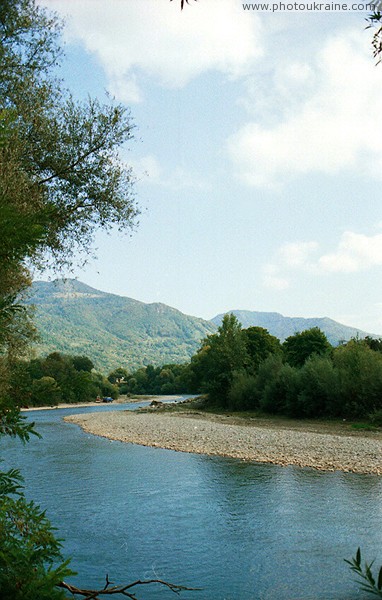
0,414,74,599
0,0,139,398
1,0,138,271
243,326,281,371
282,327,332,368
9,352,118,407
0,1,139,596
0,491,73,600
191,314,248,405
366,11,382,64
189,316,382,419
170,0,197,9
112,363,193,396
345,548,382,598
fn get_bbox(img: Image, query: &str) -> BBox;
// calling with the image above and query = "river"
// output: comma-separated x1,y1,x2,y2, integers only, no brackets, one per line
2,400,382,599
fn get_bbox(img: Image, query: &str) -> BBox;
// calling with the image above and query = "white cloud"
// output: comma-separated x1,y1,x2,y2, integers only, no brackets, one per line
228,29,382,187
318,231,382,273
264,232,382,291
42,0,263,102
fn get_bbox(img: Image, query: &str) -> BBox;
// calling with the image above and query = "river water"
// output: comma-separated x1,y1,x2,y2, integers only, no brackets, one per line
2,401,382,599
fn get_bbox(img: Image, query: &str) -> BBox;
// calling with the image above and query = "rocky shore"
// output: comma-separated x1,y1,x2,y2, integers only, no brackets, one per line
65,410,382,475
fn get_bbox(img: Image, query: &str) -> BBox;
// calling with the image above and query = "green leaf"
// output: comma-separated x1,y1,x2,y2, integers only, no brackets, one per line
356,547,361,566
378,566,382,590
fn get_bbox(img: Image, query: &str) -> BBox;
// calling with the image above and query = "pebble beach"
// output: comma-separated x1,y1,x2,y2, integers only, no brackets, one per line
65,409,382,475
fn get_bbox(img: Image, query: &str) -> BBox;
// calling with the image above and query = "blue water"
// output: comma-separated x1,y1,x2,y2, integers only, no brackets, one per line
2,401,382,599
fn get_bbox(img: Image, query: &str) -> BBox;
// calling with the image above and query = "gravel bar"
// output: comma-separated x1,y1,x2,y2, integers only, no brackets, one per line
65,411,382,475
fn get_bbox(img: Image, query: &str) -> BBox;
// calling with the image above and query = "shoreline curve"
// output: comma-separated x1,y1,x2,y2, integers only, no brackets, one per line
64,410,382,476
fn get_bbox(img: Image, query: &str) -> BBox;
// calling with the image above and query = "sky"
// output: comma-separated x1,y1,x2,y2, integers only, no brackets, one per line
39,0,382,333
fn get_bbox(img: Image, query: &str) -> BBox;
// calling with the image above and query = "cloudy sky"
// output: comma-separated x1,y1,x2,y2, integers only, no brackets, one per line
41,0,382,333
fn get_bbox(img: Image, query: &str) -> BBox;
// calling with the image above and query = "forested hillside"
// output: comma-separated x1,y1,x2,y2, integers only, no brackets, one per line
29,280,377,373
29,279,216,372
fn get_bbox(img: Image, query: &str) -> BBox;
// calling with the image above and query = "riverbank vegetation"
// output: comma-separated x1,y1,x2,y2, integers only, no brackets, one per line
10,353,118,407
108,315,382,425
189,315,382,422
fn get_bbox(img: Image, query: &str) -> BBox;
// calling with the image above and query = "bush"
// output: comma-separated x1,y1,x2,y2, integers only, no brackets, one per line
368,408,382,427
333,341,382,418
256,355,299,415
295,355,339,418
228,371,258,411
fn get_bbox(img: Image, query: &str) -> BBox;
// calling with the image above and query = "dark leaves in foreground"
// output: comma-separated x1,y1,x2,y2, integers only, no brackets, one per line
345,548,382,597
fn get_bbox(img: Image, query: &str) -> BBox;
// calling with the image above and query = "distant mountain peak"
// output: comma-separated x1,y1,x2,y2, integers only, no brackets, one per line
29,280,379,373
211,309,379,344
29,279,216,373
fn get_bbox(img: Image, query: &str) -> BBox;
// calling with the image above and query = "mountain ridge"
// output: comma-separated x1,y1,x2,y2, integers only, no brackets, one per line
28,279,216,373
211,310,378,345
28,280,379,373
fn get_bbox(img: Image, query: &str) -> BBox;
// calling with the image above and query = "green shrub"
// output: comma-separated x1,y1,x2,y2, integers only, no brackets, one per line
368,408,382,427
228,371,258,411
295,355,339,418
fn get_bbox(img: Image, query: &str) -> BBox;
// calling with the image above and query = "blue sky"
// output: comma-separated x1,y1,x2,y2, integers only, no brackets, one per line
40,0,382,333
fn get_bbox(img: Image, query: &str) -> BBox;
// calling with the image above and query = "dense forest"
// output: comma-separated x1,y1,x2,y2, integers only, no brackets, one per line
187,316,382,421
106,317,382,422
10,353,118,407
16,316,382,423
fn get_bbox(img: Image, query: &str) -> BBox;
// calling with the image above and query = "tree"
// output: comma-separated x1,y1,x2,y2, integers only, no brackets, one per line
30,376,61,406
71,356,94,373
191,314,248,405
333,340,382,418
228,371,258,411
256,354,299,415
107,367,129,385
294,355,338,418
0,1,138,269
346,548,382,598
0,2,139,595
243,326,281,372
0,416,73,600
283,327,332,368
0,0,139,368
363,336,382,353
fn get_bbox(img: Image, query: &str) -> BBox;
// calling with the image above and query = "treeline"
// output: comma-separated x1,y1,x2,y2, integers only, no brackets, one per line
16,316,382,421
188,314,382,421
10,353,118,407
107,363,192,396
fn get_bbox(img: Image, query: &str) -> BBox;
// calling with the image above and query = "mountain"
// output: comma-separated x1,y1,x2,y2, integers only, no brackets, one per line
28,279,216,373
28,280,379,374
211,310,378,345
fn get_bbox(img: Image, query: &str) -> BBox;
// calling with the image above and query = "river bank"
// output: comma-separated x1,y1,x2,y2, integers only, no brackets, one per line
65,408,382,475
20,395,184,411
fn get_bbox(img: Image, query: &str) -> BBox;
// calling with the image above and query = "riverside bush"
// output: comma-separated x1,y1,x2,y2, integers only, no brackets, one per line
295,355,338,418
256,356,299,415
333,342,382,418
228,371,258,410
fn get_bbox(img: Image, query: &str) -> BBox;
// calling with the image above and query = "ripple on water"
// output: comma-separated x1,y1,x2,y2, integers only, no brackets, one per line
2,406,382,599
